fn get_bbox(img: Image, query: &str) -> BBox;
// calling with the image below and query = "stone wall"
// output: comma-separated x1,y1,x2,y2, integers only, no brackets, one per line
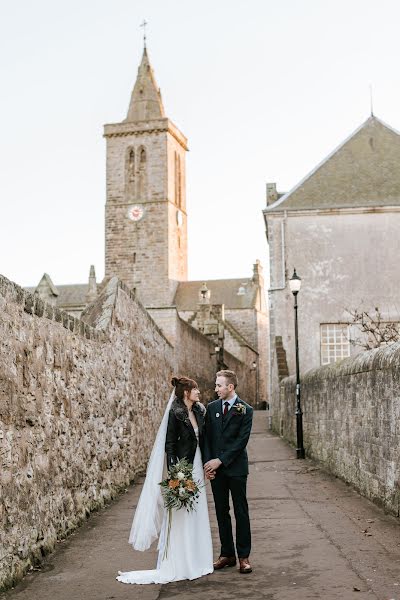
0,275,174,590
0,272,256,591
223,308,268,406
175,316,256,405
274,343,400,516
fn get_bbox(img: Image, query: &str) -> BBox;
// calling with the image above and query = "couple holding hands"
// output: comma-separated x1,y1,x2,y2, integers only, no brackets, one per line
117,369,253,585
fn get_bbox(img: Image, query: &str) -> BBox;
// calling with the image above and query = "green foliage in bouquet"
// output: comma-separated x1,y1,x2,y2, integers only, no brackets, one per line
159,458,203,560
159,458,201,512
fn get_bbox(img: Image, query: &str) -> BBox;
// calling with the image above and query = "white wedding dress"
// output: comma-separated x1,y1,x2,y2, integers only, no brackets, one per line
117,427,214,584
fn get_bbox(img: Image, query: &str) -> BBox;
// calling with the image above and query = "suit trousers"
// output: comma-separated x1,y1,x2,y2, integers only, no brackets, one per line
211,471,251,558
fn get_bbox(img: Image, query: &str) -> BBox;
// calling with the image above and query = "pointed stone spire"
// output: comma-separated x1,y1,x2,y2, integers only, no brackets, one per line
86,265,98,304
126,47,165,122
252,260,264,287
252,260,266,312
36,273,59,306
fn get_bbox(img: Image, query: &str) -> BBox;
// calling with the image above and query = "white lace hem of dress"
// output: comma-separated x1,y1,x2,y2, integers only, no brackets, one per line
116,565,213,585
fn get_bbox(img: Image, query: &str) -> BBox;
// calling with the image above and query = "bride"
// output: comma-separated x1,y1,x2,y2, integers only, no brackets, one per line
117,376,214,584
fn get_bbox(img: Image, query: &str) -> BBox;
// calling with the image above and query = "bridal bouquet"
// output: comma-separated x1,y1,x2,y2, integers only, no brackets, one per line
160,458,201,511
159,458,201,558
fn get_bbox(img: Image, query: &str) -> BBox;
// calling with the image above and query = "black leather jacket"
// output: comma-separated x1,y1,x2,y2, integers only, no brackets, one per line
165,401,206,469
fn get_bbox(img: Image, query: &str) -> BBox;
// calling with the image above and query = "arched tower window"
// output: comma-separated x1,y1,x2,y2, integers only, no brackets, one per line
126,147,135,197
174,152,178,205
138,146,147,200
128,148,135,182
175,152,182,208
177,155,182,208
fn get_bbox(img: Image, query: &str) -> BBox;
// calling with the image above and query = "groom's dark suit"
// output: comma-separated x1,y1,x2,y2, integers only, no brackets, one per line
203,396,253,559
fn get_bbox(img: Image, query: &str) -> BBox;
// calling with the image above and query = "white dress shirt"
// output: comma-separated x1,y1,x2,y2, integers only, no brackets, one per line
222,394,237,413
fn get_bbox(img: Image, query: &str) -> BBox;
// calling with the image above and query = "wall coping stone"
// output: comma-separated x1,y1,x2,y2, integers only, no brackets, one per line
281,341,400,390
0,274,104,341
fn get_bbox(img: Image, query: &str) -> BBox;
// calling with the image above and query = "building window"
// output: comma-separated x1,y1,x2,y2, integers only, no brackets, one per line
138,147,147,199
175,151,182,208
320,324,350,365
126,147,135,197
127,148,135,183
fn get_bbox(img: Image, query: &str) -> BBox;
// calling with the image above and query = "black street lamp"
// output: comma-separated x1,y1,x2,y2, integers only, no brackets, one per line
215,345,224,370
289,268,305,459
251,359,259,409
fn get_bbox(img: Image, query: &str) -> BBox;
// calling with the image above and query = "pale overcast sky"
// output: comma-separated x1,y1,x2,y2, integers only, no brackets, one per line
1,0,400,287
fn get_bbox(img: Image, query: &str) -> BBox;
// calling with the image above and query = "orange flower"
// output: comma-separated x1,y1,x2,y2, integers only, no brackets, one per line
185,480,196,492
168,479,180,489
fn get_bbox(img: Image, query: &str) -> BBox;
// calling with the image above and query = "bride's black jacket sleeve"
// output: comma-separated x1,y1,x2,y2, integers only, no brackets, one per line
165,405,204,470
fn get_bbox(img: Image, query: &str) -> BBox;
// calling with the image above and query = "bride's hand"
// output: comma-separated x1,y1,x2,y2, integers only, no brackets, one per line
204,468,216,481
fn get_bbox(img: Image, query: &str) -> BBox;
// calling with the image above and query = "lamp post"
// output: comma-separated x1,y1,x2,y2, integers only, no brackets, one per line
289,268,305,459
212,345,225,371
251,359,259,409
214,345,221,370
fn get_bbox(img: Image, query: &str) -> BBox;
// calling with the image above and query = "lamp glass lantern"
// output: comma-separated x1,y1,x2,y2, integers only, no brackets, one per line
289,269,302,294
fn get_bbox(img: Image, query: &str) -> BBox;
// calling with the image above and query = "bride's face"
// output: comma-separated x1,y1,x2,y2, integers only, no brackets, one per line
186,387,200,404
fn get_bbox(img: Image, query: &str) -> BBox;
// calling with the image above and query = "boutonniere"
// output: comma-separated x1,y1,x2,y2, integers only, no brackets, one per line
234,403,246,415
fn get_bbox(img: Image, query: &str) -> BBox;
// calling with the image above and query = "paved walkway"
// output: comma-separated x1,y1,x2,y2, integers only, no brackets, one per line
2,413,400,600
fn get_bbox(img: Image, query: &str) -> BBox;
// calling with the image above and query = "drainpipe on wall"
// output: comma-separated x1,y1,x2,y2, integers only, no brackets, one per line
266,212,287,428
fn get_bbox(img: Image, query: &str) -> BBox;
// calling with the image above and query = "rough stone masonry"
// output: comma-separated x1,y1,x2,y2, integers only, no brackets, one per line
0,275,173,590
274,342,400,516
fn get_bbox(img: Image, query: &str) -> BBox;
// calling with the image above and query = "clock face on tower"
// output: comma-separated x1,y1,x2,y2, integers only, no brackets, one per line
127,205,144,222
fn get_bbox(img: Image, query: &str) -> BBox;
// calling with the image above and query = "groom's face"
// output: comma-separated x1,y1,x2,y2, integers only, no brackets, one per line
215,376,234,400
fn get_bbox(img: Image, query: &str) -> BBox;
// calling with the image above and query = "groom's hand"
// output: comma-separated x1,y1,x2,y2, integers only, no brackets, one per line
204,468,216,480
204,458,222,473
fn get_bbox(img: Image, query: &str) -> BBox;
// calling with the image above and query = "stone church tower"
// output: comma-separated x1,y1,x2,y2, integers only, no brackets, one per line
28,44,269,406
104,46,188,307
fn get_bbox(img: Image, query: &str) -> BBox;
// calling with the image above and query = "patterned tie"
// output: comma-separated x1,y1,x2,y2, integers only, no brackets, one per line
223,401,229,416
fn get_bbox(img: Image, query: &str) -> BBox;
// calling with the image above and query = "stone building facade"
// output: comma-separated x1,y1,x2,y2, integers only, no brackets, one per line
29,45,269,405
263,116,400,411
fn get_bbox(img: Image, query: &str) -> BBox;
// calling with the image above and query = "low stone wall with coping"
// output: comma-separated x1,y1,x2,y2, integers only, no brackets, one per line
274,343,400,516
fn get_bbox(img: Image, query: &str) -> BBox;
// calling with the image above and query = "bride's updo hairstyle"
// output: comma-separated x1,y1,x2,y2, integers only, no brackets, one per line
171,376,198,401
170,376,204,420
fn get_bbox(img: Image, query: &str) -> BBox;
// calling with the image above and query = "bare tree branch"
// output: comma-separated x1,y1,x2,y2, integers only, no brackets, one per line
345,307,400,350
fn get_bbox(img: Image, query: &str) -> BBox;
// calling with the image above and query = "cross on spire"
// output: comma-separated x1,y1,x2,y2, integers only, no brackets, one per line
369,83,374,117
140,19,148,47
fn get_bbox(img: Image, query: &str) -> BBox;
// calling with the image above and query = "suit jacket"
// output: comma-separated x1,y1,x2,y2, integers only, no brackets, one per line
165,401,205,469
203,396,253,477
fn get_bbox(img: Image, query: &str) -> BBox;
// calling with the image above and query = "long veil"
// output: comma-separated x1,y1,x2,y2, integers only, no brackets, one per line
128,389,175,551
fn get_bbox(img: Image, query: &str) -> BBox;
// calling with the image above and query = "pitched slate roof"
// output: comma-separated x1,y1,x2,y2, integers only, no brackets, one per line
25,283,88,308
174,279,257,310
265,116,400,212
55,284,88,307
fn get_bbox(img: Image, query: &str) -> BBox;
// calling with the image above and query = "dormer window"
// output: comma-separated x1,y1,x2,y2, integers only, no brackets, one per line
199,282,211,304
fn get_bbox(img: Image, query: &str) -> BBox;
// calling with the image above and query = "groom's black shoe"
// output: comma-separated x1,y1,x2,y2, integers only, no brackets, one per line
239,558,252,574
213,556,237,569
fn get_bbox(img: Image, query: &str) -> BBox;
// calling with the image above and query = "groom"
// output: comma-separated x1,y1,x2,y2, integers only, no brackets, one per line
203,369,253,574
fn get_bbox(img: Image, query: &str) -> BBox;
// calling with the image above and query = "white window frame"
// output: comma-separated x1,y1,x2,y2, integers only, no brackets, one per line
320,323,350,366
